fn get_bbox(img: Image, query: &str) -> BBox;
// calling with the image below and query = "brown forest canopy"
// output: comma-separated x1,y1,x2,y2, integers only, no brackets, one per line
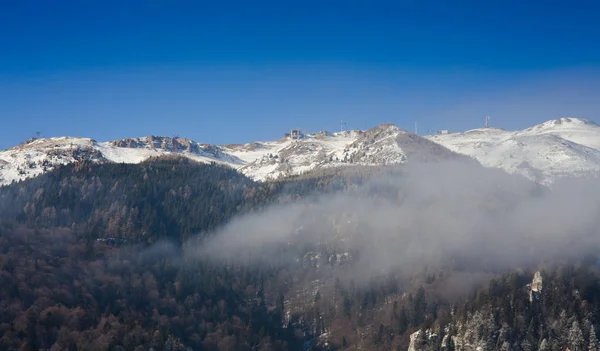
1,157,600,350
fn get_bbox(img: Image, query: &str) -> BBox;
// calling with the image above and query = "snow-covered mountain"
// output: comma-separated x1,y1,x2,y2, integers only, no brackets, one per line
426,117,600,184
225,124,467,180
0,125,463,186
0,136,244,186
1,118,599,186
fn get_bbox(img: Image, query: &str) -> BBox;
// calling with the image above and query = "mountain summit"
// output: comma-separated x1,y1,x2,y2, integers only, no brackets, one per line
1,118,599,186
427,117,600,184
0,124,462,186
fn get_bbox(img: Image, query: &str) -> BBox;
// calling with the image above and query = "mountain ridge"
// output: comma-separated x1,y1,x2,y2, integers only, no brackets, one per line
1,118,599,186
427,117,600,184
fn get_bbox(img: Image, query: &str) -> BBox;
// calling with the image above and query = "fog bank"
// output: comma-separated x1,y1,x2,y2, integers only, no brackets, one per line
188,161,600,279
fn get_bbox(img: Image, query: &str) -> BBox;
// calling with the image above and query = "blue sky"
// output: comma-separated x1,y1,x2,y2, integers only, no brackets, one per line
1,0,599,149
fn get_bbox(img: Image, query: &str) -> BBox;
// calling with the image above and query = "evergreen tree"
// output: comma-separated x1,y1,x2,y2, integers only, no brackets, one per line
568,321,585,351
411,286,427,326
398,306,409,334
589,327,598,351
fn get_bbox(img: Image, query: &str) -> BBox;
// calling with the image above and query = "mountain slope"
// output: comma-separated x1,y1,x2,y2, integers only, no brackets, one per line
520,117,600,150
0,125,464,186
2,118,599,186
0,158,276,243
0,136,243,186
0,137,106,185
232,125,413,181
427,117,600,184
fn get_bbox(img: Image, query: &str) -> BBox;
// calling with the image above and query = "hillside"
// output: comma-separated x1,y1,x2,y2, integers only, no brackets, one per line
2,118,600,187
426,117,600,184
0,125,470,187
0,136,243,186
0,156,387,243
1,151,600,350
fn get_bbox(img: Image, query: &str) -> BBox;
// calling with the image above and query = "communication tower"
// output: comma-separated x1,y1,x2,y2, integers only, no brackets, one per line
414,121,418,134
485,116,491,128
340,120,347,133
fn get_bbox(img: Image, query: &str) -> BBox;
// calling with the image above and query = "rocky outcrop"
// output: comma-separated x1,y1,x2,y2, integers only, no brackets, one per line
408,330,425,351
529,271,543,303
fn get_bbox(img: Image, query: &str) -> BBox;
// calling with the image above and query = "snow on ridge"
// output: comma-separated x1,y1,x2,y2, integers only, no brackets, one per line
0,137,105,186
234,129,370,181
525,117,596,131
2,118,600,186
223,124,409,181
517,117,600,151
427,117,600,184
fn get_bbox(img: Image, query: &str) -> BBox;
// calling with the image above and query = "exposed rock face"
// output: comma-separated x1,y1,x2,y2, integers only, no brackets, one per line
530,271,543,303
4,117,600,186
408,330,425,351
407,328,442,351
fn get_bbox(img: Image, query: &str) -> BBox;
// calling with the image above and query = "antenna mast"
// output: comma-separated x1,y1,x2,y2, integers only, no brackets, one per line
414,121,418,134
485,116,491,128
340,120,347,133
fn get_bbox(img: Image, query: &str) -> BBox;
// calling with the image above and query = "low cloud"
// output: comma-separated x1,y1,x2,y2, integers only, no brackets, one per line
188,160,600,281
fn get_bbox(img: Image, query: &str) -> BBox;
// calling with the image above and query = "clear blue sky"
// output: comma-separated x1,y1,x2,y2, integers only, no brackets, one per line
1,0,599,149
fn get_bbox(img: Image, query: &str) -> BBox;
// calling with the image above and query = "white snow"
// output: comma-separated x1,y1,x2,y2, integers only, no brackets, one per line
225,129,393,181
427,118,600,184
0,137,98,185
96,142,162,164
2,118,600,186
0,131,381,186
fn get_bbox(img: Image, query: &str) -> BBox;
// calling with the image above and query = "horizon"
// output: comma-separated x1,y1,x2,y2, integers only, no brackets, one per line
3,115,597,148
2,1,599,150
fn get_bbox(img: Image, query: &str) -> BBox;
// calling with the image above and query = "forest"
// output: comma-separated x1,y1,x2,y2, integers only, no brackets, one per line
0,157,599,350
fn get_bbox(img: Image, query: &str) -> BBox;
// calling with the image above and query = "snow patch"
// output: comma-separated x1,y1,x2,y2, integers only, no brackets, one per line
427,118,600,184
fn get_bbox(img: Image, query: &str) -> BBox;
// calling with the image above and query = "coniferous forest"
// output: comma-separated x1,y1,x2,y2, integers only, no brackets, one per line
0,157,599,350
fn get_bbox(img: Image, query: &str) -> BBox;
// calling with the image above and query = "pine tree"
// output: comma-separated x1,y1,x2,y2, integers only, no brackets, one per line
376,324,384,344
397,306,408,334
569,321,585,351
411,286,426,326
589,327,598,351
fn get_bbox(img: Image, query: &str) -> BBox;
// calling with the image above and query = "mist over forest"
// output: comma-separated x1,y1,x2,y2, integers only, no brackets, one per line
0,158,599,350
196,160,600,279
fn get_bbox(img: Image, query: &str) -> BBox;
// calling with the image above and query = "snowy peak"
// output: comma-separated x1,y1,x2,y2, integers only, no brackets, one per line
427,117,600,184
2,118,599,186
362,123,406,136
519,117,600,151
525,117,596,132
14,136,97,150
233,124,470,180
0,137,106,185
0,135,244,186
107,136,244,165
341,124,407,166
0,122,462,186
229,128,372,181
